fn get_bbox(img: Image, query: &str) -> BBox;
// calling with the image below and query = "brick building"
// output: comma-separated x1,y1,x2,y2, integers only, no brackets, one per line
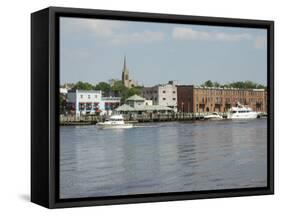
177,85,267,113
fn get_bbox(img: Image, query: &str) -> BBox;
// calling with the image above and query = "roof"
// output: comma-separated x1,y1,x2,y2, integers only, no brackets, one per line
134,105,173,111
115,104,173,112
126,94,145,101
68,89,101,93
115,104,135,111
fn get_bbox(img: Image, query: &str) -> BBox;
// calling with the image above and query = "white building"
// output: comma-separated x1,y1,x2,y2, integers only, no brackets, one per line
141,81,178,112
67,90,120,116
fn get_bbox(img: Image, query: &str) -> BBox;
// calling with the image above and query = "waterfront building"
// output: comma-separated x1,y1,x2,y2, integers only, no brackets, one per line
67,89,120,116
100,96,122,115
141,81,178,112
115,94,174,114
177,85,267,113
121,56,138,88
125,94,150,108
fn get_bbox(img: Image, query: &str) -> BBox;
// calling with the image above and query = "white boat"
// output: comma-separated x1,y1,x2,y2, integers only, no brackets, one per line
204,112,223,120
96,115,133,129
227,102,258,119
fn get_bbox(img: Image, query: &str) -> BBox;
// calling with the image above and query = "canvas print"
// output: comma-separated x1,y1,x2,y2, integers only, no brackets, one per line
59,17,268,199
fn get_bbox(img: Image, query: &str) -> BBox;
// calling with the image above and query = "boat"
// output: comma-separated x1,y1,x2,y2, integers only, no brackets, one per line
227,102,258,119
204,112,223,120
96,114,133,129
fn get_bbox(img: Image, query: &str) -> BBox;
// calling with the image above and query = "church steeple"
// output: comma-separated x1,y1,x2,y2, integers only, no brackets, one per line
122,55,129,86
123,55,127,71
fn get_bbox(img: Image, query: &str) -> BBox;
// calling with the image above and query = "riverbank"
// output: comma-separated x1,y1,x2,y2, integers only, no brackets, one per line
60,112,267,126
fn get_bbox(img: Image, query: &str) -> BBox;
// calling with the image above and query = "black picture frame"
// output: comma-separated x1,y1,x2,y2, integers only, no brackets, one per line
31,6,274,208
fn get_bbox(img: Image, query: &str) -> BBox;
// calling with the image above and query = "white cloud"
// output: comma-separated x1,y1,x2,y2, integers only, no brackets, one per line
172,27,252,42
61,18,124,37
61,18,164,45
110,30,164,45
254,36,267,49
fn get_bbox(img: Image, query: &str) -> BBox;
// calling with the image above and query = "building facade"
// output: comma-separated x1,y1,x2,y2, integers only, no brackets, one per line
141,81,178,111
67,90,120,116
177,85,267,113
115,94,174,114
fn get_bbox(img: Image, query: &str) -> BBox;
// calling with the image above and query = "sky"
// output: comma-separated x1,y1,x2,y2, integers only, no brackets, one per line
60,17,267,87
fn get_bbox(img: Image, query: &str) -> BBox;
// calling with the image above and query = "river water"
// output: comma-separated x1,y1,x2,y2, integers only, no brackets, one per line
60,119,267,199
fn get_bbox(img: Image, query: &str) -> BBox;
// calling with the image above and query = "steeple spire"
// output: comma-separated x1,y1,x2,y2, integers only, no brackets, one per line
123,55,127,71
122,55,129,87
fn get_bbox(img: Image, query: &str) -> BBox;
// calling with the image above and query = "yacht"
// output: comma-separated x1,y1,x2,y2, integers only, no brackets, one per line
227,102,258,119
96,115,133,129
204,112,223,120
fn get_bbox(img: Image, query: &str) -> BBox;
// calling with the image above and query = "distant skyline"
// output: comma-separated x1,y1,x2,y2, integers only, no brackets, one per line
60,17,267,87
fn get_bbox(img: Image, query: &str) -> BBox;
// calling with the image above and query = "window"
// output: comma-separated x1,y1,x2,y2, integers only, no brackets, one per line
88,95,91,99
163,98,166,100
163,90,166,93
173,91,176,94
173,98,176,100
80,95,83,99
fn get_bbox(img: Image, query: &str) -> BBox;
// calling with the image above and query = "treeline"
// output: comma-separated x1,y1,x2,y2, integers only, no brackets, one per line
201,80,266,89
63,80,143,103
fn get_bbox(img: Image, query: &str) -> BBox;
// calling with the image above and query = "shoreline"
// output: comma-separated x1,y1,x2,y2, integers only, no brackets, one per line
60,115,267,126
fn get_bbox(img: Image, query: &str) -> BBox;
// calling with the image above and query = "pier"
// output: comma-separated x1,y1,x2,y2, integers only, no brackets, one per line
60,112,225,125
60,112,267,126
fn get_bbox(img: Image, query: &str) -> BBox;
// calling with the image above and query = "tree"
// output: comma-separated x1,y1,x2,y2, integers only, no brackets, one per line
201,80,266,89
202,80,213,87
110,80,144,103
111,80,127,102
227,81,266,89
73,81,94,90
213,81,221,87
94,82,111,95
112,80,126,93
127,87,141,97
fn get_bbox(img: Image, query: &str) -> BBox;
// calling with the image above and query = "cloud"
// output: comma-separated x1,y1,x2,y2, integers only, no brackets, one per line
172,27,252,42
61,17,164,45
61,17,124,37
110,30,164,45
254,36,267,49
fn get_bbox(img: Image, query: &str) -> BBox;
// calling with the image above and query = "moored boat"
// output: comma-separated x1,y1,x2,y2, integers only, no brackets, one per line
96,115,133,129
204,112,223,120
227,102,258,119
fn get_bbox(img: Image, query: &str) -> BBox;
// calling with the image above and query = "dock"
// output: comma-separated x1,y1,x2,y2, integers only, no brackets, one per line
60,112,230,126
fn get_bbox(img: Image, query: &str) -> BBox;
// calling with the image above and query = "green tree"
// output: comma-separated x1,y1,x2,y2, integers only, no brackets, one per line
202,80,213,87
227,81,265,89
213,81,221,87
112,80,127,103
111,81,143,103
112,80,126,92
127,87,142,97
73,81,94,90
202,80,266,89
94,82,111,95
